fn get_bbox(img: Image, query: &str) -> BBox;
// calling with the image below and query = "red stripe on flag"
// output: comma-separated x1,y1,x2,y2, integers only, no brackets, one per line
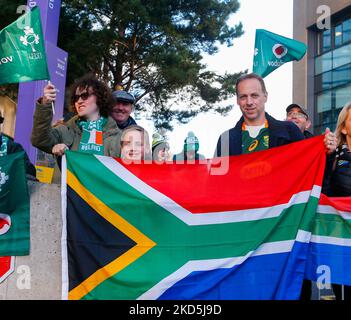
320,193,351,213
115,136,326,213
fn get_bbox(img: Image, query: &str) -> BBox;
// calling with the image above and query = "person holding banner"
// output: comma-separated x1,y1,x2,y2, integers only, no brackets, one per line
31,75,122,158
214,73,337,300
325,101,351,300
214,73,337,157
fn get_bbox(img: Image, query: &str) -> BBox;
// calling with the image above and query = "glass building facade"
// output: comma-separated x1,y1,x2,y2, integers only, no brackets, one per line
314,15,351,134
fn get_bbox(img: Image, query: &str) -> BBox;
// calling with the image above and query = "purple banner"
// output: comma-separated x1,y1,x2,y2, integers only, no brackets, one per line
45,42,68,122
27,0,61,44
15,0,66,164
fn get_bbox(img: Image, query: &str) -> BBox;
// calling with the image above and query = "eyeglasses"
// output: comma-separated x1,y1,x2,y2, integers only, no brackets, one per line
73,92,94,103
287,112,307,119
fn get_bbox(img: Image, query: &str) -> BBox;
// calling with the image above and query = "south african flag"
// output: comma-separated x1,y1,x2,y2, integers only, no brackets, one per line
62,136,327,300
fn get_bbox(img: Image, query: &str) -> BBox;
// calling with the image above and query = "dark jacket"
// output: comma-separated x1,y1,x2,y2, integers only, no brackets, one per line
117,116,137,130
326,145,351,197
1,134,37,177
304,130,314,139
300,130,335,194
215,113,305,157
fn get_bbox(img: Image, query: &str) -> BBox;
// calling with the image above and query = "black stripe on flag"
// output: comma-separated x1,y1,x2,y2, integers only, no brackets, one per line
67,186,136,292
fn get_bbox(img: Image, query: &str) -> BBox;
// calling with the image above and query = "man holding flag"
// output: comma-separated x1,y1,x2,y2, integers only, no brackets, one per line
215,73,337,158
214,73,337,299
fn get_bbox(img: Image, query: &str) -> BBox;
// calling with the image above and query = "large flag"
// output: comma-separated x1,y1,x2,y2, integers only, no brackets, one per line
305,194,351,286
253,29,307,78
0,6,49,85
0,151,30,256
62,136,327,300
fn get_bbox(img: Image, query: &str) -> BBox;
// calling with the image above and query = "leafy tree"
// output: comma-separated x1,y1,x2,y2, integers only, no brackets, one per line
59,0,245,129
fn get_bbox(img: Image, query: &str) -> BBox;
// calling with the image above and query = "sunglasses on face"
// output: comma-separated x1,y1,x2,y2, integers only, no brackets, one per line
73,92,94,103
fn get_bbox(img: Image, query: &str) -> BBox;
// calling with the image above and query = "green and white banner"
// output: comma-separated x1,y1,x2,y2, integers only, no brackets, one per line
0,152,30,256
0,6,49,85
253,29,307,78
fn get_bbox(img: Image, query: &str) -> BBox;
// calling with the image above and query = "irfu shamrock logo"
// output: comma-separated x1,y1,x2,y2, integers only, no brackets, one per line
20,26,40,53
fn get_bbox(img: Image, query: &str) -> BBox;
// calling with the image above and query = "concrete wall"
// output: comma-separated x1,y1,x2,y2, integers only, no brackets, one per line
0,181,62,300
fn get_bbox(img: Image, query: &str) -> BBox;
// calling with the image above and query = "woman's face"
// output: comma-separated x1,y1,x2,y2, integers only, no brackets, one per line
342,109,351,138
121,130,145,161
74,86,99,120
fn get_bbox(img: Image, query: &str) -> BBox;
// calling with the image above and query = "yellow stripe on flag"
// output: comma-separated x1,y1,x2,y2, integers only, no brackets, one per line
66,170,156,300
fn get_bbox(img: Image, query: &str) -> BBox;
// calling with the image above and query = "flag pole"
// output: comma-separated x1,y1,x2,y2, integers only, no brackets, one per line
47,80,55,116
51,101,55,116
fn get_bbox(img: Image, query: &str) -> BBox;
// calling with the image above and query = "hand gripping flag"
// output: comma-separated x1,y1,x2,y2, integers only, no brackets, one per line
0,6,49,85
0,151,30,256
253,29,307,78
61,136,328,300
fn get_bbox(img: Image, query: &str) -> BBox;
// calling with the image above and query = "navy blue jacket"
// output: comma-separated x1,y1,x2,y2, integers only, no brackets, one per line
117,116,137,130
215,113,305,157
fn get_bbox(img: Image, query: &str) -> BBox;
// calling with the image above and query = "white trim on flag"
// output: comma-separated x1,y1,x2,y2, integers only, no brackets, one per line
311,235,351,247
137,230,311,300
317,205,351,220
61,155,69,300
96,155,321,226
0,256,15,284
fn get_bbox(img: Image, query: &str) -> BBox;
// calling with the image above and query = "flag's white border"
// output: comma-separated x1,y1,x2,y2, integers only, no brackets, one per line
138,230,312,300
0,256,15,284
311,235,351,247
317,205,351,220
61,155,69,300
96,156,321,226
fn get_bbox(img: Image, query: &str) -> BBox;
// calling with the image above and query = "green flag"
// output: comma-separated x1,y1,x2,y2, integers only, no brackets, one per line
0,6,49,85
0,151,30,256
253,29,307,78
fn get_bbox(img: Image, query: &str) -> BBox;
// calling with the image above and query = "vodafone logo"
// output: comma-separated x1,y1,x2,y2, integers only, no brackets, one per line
0,213,11,235
272,44,288,59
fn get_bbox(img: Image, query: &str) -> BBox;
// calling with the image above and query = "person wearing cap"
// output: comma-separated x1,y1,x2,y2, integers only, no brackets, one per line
286,104,313,139
173,131,205,161
286,104,314,300
214,73,337,300
152,133,171,162
0,115,36,177
111,90,137,130
215,73,337,157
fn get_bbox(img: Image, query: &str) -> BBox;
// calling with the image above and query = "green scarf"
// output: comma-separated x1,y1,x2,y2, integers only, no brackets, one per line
78,117,107,155
0,135,8,157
